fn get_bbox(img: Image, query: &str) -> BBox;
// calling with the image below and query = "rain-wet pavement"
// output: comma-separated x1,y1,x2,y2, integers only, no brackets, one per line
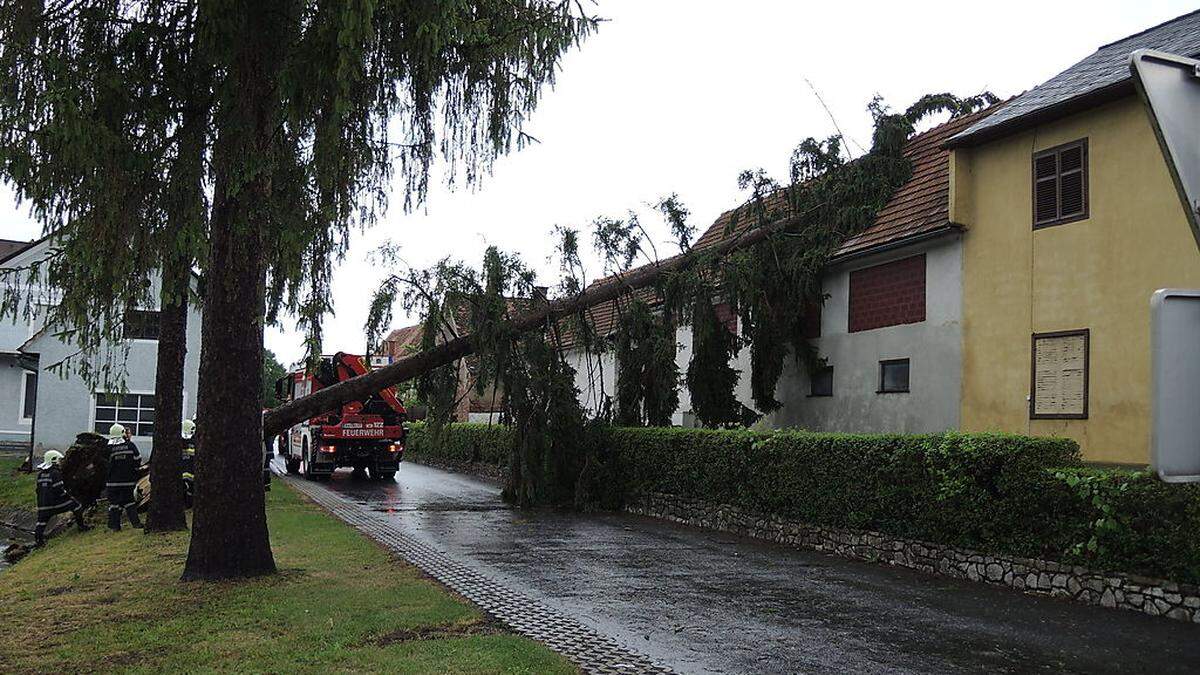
299,460,1200,674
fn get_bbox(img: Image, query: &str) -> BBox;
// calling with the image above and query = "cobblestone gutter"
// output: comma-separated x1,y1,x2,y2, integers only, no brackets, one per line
285,477,673,675
627,492,1200,624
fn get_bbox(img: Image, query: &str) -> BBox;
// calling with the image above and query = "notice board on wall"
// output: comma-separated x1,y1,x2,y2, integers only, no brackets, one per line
1031,330,1089,419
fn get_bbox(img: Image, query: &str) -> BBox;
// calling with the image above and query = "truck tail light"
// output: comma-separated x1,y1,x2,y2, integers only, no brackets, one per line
388,443,402,454
320,445,337,454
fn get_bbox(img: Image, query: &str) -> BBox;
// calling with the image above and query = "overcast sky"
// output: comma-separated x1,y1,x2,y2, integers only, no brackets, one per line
2,1,1195,366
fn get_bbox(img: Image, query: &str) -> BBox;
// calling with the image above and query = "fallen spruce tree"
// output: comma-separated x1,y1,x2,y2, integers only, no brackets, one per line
265,93,1000,507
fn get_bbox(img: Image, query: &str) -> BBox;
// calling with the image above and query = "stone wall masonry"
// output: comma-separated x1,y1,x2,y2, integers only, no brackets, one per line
626,491,1200,624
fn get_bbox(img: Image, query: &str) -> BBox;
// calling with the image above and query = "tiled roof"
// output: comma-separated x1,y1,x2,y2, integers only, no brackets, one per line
382,324,423,358
556,107,998,349
948,9,1200,148
0,238,33,263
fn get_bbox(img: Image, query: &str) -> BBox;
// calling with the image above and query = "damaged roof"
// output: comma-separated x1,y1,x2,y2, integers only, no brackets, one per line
558,105,999,348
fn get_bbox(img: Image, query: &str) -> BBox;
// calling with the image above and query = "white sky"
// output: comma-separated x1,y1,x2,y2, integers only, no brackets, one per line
2,1,1195,366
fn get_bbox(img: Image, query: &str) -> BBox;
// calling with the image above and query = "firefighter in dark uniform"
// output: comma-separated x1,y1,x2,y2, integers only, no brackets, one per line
105,423,143,530
34,450,90,546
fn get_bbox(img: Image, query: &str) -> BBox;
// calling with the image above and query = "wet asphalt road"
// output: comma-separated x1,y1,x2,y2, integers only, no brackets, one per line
309,461,1200,674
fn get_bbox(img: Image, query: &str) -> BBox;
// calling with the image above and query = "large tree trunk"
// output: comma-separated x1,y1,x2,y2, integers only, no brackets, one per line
182,2,282,581
144,259,189,532
261,216,785,439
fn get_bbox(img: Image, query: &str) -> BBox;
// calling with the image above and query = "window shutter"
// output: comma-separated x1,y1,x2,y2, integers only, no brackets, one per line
1034,154,1059,224
1059,145,1085,217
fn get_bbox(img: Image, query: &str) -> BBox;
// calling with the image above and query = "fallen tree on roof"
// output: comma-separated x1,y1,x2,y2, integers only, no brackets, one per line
264,93,1002,497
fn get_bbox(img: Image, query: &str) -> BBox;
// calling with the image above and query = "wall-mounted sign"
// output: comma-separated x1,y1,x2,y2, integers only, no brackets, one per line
1151,289,1200,483
1030,330,1089,419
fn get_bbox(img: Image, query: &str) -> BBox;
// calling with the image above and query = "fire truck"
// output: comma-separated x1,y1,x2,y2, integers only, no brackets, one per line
274,352,407,481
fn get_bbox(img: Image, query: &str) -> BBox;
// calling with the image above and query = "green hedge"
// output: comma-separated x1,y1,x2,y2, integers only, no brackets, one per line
611,428,1083,560
405,423,1200,584
406,422,512,469
1051,467,1200,584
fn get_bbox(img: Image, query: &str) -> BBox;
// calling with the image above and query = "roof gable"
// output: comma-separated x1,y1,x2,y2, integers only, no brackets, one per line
948,9,1200,148
0,238,33,263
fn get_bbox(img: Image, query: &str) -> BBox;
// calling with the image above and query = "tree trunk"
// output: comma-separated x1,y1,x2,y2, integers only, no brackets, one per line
182,2,281,581
144,258,189,532
261,215,787,439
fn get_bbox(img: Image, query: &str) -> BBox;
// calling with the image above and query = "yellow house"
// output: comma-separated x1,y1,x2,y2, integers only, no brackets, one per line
947,10,1200,464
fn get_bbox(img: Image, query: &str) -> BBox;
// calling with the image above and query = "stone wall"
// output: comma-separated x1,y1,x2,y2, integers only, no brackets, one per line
627,491,1200,624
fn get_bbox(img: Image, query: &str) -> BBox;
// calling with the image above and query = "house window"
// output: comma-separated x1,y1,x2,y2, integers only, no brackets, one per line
878,359,910,393
123,309,160,341
809,366,833,397
94,392,156,437
1030,330,1089,419
848,255,926,333
21,371,37,420
1033,139,1088,228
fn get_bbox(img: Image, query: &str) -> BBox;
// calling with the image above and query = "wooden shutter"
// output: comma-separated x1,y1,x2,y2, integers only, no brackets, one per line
1034,154,1059,224
1033,140,1088,228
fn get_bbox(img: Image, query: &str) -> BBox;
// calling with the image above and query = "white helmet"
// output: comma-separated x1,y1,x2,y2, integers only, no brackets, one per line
181,419,196,440
108,423,127,440
38,449,64,470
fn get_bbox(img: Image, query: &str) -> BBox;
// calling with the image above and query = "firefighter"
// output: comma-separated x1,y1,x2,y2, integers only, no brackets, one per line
34,450,90,546
180,418,196,474
105,423,143,531
180,418,196,507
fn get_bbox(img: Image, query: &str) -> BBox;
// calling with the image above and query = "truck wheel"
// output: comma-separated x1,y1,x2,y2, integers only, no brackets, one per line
301,440,316,480
285,457,301,474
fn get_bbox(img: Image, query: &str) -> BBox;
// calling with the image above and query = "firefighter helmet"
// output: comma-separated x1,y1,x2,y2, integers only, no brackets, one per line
38,449,64,470
108,423,126,440
181,419,196,440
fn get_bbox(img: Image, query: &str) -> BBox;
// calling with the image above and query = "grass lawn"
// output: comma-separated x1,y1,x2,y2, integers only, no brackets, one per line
0,483,575,674
0,454,35,510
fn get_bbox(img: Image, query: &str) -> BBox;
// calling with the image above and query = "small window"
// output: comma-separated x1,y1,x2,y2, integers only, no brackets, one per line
94,392,156,437
809,366,833,397
1033,139,1088,228
878,359,910,393
21,371,37,420
123,309,161,341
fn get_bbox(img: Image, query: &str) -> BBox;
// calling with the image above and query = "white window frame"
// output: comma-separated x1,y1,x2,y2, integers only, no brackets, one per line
18,369,36,424
90,389,158,440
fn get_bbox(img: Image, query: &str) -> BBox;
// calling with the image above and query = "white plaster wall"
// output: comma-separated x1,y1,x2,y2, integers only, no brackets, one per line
564,234,963,433
27,301,203,455
0,355,33,443
566,347,617,418
768,235,963,433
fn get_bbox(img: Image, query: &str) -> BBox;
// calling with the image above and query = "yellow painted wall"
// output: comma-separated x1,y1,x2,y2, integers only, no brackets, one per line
955,96,1200,464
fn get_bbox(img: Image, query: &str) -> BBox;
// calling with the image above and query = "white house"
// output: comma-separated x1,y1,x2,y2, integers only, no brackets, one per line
0,235,202,458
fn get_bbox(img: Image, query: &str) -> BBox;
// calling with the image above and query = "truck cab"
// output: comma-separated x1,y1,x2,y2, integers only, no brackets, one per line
275,353,407,481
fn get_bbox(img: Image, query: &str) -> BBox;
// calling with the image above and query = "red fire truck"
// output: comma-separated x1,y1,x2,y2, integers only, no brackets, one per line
274,352,407,481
